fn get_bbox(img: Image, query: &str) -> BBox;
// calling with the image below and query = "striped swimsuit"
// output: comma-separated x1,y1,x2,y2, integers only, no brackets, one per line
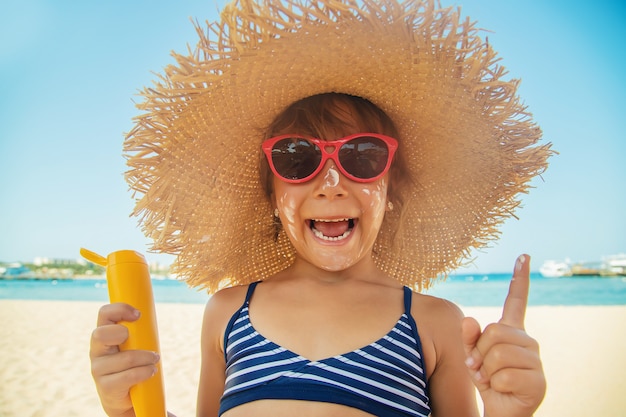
218,282,431,416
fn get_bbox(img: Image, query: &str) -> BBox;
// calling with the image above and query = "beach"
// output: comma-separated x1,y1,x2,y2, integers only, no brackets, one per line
1,300,625,416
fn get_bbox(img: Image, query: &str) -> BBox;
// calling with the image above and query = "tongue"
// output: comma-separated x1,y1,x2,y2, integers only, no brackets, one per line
313,220,350,237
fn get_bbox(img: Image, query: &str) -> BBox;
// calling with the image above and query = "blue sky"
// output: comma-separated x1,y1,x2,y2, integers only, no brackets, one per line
1,0,624,273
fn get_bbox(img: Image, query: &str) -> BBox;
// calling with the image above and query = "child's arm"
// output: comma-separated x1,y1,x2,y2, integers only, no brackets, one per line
90,303,163,417
425,299,481,417
196,287,245,417
462,255,546,417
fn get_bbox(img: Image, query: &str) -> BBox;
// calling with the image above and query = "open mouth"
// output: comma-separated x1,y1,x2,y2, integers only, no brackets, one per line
308,218,356,241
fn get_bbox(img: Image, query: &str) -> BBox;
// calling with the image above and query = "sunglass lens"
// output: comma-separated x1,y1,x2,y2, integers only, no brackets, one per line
338,136,389,179
271,138,321,180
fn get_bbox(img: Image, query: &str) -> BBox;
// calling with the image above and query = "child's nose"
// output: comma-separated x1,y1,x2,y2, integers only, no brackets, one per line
322,161,340,188
315,160,347,198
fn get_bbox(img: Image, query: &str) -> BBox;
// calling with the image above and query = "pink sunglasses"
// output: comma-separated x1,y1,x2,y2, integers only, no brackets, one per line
262,133,398,183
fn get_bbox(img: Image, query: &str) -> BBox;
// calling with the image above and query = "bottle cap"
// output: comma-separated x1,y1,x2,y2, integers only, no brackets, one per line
80,248,146,267
107,250,146,267
80,248,107,266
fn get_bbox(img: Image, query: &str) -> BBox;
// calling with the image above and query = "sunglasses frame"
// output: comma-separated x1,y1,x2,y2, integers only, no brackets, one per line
262,133,398,183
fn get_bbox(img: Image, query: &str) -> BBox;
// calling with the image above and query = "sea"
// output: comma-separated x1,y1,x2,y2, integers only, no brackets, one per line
1,273,626,306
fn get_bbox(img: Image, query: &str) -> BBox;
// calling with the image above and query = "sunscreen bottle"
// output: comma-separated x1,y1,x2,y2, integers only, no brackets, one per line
80,248,167,417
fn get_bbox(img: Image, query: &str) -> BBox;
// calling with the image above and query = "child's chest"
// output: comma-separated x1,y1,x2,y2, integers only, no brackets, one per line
248,294,406,361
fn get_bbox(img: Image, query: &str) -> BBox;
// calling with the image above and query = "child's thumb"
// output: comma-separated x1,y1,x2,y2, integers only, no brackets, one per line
461,316,482,366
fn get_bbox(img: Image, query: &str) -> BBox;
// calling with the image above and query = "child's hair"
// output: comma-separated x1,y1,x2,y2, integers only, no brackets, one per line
260,92,413,243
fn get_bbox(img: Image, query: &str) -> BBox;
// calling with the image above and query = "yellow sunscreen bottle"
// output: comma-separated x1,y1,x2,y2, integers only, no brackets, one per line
80,248,167,417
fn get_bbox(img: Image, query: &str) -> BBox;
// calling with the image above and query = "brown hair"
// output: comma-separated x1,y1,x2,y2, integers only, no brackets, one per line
260,93,413,241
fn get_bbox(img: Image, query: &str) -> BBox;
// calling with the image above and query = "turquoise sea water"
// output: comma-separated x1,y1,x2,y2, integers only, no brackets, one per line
1,273,626,306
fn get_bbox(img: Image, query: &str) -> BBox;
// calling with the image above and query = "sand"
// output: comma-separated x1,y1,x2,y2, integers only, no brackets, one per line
1,300,625,417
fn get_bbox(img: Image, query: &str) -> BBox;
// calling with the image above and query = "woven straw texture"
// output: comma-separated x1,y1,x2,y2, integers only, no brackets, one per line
124,0,553,293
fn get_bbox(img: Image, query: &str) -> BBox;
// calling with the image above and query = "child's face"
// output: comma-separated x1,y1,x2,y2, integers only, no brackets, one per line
273,157,389,272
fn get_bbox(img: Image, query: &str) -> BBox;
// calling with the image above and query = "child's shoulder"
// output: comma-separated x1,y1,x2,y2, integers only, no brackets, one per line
411,290,465,325
200,284,252,351
202,284,251,328
205,284,250,315
409,291,466,377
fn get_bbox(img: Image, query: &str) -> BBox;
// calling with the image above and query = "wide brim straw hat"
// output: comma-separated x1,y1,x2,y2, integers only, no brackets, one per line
125,0,552,293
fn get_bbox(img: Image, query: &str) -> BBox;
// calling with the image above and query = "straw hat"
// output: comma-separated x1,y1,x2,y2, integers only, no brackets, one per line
124,0,553,293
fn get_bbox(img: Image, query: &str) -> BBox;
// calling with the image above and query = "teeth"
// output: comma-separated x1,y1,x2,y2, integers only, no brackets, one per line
309,218,354,241
311,218,350,222
312,228,352,241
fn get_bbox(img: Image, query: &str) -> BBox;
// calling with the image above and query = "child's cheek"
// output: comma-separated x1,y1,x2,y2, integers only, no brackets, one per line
277,192,299,240
361,179,387,224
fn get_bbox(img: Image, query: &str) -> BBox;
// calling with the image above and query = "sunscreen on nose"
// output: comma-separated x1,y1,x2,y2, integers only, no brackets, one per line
80,248,167,417
322,165,340,189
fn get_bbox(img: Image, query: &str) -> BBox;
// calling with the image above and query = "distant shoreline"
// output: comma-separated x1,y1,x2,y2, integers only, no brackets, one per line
3,273,625,281
0,274,104,280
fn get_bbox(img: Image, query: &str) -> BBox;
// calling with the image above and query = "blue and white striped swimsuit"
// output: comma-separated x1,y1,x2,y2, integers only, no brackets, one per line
218,282,431,416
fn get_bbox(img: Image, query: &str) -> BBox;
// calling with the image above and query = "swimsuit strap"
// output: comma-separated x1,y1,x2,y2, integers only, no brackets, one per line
403,286,412,314
244,281,260,304
222,281,260,361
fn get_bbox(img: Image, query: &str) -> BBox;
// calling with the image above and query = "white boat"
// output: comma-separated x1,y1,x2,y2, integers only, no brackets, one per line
602,254,626,276
539,260,572,278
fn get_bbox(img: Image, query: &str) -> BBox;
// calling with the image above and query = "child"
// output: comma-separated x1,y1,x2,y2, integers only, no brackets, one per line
90,1,550,416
